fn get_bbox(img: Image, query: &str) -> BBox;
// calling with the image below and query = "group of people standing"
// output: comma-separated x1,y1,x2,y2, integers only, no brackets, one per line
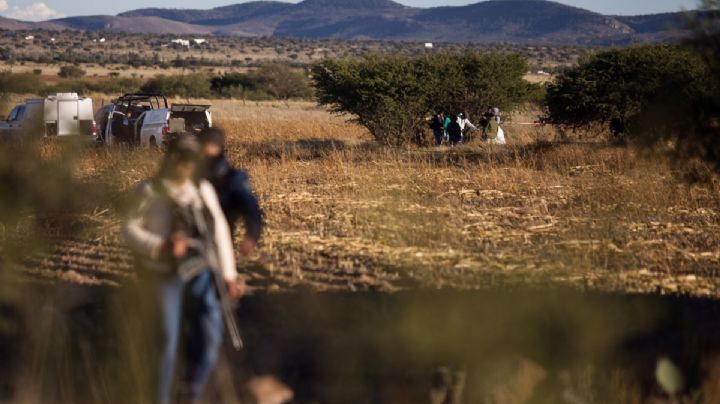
429,106,506,146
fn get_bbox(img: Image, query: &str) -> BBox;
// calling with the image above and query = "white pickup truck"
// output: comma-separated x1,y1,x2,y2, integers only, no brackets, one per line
97,93,212,147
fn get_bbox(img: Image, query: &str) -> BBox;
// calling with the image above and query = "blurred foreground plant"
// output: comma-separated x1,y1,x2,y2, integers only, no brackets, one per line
0,141,156,404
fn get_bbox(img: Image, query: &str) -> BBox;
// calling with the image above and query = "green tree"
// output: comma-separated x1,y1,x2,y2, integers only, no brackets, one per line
211,71,255,98
312,52,532,146
544,45,713,141
211,65,312,101
0,72,43,94
252,63,312,101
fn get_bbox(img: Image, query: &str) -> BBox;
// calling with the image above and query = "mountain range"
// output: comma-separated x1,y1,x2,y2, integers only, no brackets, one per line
0,0,690,45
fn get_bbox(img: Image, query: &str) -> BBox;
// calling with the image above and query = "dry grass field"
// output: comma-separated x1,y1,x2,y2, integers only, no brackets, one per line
19,100,720,297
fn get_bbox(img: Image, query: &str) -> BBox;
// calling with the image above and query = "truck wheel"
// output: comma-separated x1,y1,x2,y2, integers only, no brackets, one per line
149,137,158,149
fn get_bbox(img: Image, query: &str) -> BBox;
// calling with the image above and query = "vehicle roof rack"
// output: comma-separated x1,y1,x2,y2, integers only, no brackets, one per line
116,93,166,100
113,93,169,108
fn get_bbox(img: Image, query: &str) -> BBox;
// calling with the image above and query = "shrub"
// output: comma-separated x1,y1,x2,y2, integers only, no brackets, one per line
44,77,142,96
544,45,713,142
253,63,312,100
0,72,43,94
211,71,255,98
140,73,213,98
211,64,312,101
58,65,86,78
312,52,533,146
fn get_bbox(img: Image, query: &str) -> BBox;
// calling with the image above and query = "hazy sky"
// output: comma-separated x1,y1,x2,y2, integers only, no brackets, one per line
0,0,699,21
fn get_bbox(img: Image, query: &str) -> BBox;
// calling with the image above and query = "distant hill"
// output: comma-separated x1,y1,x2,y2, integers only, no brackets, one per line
0,0,691,45
49,15,214,34
0,16,37,30
0,16,66,31
409,0,633,43
119,1,294,26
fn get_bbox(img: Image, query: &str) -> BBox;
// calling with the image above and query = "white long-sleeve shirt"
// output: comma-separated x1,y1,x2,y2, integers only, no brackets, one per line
123,179,238,281
458,118,478,131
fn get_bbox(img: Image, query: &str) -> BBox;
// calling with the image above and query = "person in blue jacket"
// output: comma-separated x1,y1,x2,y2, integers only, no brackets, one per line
198,128,264,257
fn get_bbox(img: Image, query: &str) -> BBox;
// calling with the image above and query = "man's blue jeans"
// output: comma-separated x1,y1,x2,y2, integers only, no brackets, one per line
157,271,224,404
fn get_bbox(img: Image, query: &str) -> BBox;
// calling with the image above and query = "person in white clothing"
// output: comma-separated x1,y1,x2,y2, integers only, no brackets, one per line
457,112,479,131
490,107,506,144
123,136,241,404
481,106,507,145
457,112,479,143
492,107,501,124
491,126,507,145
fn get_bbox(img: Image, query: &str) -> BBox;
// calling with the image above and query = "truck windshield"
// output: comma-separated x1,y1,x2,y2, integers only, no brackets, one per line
6,106,22,121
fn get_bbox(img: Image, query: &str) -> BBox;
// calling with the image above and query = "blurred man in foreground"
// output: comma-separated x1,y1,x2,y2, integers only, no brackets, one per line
123,137,240,404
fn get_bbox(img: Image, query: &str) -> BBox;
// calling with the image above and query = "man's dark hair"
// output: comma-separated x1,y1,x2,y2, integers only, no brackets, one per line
198,128,226,148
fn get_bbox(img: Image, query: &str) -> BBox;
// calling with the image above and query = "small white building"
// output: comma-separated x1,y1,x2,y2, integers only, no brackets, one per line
99,38,106,43
24,35,34,41
424,42,434,49
193,38,207,45
171,39,191,47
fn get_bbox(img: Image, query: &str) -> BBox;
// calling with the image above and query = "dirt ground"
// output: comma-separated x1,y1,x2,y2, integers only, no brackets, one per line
14,100,719,298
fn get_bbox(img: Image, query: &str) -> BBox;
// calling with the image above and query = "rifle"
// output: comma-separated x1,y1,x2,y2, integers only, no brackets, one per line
208,246,245,351
191,224,245,351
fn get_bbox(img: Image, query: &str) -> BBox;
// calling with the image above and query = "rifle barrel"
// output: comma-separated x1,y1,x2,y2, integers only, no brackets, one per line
192,211,245,351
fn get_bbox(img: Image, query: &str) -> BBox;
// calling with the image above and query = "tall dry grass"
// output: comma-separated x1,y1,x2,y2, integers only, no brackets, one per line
25,100,720,296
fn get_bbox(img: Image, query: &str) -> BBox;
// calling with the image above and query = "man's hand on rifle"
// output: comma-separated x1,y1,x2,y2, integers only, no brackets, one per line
226,277,247,302
168,231,190,258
